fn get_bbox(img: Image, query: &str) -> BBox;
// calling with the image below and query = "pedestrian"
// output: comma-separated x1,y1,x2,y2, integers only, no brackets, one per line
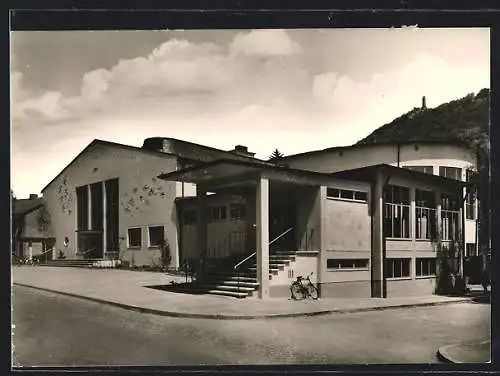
480,268,490,294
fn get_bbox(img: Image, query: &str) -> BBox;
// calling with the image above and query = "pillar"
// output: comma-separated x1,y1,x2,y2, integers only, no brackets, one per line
371,173,384,298
102,181,107,258
196,187,207,278
318,186,328,297
410,187,416,278
256,177,269,299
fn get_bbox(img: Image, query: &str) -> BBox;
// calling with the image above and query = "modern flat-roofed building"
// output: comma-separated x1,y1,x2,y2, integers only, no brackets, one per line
39,138,477,298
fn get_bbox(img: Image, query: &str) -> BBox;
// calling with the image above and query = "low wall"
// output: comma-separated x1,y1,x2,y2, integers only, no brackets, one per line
319,280,371,298
386,277,436,297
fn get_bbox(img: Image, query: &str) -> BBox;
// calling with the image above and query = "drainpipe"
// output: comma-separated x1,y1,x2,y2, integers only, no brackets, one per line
397,143,401,168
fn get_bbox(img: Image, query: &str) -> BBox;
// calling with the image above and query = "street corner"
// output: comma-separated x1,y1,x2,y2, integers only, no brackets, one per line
437,340,490,363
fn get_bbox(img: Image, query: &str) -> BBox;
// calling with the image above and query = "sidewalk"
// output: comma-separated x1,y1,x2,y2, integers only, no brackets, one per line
438,340,491,363
12,266,472,320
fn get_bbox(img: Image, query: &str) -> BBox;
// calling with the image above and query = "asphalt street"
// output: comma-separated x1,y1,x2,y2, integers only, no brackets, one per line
12,285,490,366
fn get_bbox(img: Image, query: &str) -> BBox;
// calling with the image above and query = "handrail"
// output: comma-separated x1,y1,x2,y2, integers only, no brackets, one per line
234,227,293,270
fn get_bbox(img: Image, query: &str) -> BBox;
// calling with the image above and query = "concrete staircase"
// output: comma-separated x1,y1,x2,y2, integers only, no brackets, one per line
194,251,297,298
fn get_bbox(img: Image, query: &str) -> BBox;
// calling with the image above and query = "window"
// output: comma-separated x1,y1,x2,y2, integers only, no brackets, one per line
439,166,462,181
76,185,89,231
385,258,411,278
327,259,369,270
416,258,436,277
148,226,164,247
229,203,246,220
384,185,410,238
327,188,368,202
404,165,433,175
415,189,436,240
466,243,477,257
90,182,103,231
207,206,227,222
183,210,197,225
465,170,476,220
127,228,142,248
441,194,460,241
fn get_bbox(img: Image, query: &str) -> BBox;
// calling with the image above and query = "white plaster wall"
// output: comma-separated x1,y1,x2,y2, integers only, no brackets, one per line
42,142,180,267
270,252,319,286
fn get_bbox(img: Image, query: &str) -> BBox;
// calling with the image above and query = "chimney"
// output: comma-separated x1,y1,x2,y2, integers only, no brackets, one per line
229,145,256,158
29,194,38,200
422,96,427,109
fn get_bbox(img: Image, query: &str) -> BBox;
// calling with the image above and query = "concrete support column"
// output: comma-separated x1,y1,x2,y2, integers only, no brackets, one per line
102,181,107,258
371,173,385,298
196,187,207,278
459,206,465,276
318,185,328,297
410,187,416,279
256,177,270,299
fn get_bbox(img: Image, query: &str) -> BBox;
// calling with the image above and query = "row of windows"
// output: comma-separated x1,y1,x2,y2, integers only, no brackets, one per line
327,188,368,202
327,258,369,270
127,226,164,248
326,257,437,278
385,258,436,278
182,203,247,225
403,165,464,181
384,186,463,240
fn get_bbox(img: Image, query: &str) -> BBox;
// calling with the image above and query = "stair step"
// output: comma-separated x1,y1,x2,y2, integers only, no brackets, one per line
206,289,250,298
222,280,259,287
205,284,255,292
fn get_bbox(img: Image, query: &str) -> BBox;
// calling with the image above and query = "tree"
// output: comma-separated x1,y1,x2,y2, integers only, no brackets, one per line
268,148,285,162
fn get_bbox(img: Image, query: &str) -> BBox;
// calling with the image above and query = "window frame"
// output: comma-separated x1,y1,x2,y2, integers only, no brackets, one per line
147,225,164,248
403,165,434,175
326,188,368,203
127,227,142,249
384,185,411,239
415,189,437,240
326,258,370,271
439,166,462,181
385,258,411,279
415,257,437,278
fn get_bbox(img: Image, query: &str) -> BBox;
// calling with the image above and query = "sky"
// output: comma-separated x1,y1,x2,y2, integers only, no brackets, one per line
11,28,490,198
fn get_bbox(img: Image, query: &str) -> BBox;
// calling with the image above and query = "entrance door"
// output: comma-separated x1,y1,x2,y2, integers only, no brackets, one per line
269,197,296,252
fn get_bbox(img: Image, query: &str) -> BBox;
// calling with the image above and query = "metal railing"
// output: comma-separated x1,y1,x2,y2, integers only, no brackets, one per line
233,227,294,294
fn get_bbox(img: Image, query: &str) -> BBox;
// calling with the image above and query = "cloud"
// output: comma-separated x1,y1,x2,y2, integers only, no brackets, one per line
230,29,302,56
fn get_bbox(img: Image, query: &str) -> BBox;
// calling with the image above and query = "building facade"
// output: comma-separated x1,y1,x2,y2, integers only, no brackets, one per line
39,138,477,298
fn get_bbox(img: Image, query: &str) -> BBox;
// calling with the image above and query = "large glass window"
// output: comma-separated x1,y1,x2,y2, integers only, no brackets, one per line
415,189,436,240
439,166,462,181
403,165,433,175
416,258,436,277
384,185,410,238
385,258,411,278
441,193,460,241
465,169,476,220
76,186,89,231
206,206,227,222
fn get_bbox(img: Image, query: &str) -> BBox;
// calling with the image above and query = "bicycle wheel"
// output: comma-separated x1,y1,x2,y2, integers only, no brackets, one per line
290,282,306,300
307,283,319,300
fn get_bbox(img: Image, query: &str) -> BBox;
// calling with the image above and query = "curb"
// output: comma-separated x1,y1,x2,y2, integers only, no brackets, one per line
437,341,491,364
13,283,472,320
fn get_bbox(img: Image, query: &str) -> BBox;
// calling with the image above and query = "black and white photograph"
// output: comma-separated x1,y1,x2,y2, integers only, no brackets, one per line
11,25,491,366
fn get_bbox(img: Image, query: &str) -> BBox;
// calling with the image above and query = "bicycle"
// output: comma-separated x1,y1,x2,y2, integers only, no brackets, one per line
290,272,319,300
